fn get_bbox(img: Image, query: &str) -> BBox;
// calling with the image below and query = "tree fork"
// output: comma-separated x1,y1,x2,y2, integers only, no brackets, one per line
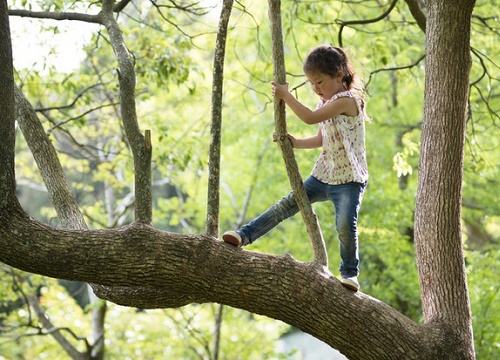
267,0,328,267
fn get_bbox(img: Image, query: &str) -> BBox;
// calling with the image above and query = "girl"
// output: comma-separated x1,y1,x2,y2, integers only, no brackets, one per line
223,45,368,291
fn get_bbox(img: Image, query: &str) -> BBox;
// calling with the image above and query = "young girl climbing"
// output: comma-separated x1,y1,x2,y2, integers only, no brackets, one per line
223,45,369,292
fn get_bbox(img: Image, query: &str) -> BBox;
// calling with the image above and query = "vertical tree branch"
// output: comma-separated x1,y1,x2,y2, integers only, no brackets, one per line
89,287,107,360
206,3,234,358
212,303,224,360
267,0,328,267
206,0,234,236
99,0,152,224
0,0,16,208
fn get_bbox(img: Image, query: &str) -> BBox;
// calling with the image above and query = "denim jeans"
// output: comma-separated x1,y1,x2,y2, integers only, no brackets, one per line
238,176,367,278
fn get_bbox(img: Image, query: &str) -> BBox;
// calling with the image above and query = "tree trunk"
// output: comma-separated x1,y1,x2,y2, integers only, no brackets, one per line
414,0,476,358
0,0,16,207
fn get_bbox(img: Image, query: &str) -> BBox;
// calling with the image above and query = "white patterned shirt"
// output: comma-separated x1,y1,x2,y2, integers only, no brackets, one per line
311,91,368,185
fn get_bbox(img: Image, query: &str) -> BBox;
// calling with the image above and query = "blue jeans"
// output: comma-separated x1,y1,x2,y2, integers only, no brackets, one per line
238,176,367,278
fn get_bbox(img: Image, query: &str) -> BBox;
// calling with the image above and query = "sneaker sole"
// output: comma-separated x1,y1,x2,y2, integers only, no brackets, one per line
341,280,359,292
222,233,241,247
341,282,359,291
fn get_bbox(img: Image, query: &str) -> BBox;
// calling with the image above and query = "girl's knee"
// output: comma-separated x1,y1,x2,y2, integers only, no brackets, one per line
270,195,297,217
336,219,356,241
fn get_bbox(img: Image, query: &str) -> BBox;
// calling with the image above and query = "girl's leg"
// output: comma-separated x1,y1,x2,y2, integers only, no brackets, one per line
329,182,367,279
238,176,327,245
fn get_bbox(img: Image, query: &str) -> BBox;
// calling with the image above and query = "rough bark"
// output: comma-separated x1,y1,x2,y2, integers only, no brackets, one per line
268,0,328,267
414,0,476,358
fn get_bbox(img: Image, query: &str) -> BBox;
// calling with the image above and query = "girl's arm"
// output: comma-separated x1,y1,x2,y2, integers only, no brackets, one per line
287,127,322,149
271,81,356,124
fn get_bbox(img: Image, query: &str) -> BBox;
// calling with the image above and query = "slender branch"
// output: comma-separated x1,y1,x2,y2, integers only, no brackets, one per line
404,0,426,33
46,101,121,136
213,304,224,360
471,84,500,125
470,47,488,87
472,14,500,37
337,0,398,47
206,0,234,236
100,0,152,224
34,83,106,112
268,0,328,267
8,0,133,20
114,0,134,13
27,294,89,360
7,9,100,23
365,54,426,87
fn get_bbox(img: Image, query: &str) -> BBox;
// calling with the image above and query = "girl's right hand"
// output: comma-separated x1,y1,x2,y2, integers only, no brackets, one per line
271,81,290,100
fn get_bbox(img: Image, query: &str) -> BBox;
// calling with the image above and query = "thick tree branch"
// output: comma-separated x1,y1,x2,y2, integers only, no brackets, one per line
0,204,445,359
268,0,328,267
15,85,88,230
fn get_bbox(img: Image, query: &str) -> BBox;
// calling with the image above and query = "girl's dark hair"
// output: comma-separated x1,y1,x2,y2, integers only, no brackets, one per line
303,45,368,115
303,45,359,91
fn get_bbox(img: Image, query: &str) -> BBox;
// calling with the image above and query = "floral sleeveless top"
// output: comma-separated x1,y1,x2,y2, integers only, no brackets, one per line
311,91,368,185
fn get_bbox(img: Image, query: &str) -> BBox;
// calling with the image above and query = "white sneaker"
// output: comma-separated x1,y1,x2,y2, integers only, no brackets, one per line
341,277,360,291
222,231,243,247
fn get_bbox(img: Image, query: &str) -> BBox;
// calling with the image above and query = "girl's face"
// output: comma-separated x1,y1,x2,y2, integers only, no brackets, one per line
305,71,344,101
